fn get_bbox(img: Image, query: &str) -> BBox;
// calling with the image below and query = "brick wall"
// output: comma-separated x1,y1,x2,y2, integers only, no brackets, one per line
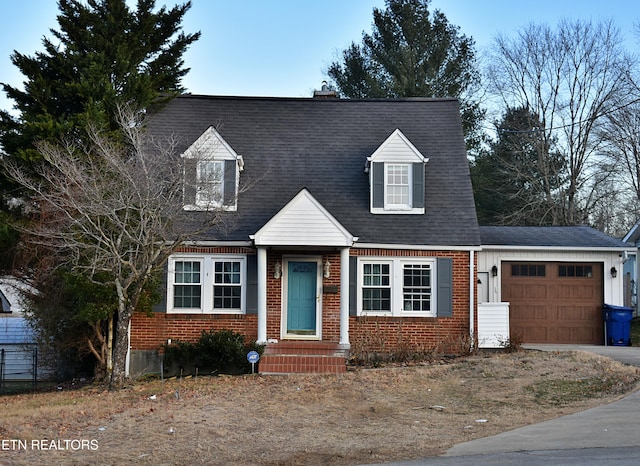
129,247,477,355
131,312,258,350
349,249,475,354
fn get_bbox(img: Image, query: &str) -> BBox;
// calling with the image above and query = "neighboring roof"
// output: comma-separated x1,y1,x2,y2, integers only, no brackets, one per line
480,226,631,249
146,95,480,247
623,221,640,245
0,277,34,315
0,288,10,313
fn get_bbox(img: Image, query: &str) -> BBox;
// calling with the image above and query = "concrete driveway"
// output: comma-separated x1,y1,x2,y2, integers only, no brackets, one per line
444,344,640,457
523,344,640,367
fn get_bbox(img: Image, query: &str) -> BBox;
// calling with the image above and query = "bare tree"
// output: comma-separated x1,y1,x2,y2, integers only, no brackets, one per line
3,106,225,388
485,19,633,225
600,100,640,198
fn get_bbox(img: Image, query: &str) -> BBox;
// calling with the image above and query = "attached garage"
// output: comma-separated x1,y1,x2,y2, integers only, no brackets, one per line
478,226,634,347
502,261,603,344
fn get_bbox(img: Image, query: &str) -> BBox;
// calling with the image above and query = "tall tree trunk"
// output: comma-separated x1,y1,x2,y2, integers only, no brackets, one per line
109,306,132,389
106,314,113,376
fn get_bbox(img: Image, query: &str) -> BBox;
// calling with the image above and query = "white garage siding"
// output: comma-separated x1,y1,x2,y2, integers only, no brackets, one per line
476,249,630,346
478,249,626,307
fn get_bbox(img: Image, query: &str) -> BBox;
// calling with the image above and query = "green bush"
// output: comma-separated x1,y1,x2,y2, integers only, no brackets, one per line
162,329,264,376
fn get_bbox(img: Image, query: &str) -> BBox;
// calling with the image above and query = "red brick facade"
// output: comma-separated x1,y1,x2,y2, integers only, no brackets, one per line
129,247,477,356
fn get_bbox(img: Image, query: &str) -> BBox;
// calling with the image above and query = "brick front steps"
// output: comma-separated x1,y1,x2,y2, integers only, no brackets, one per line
258,341,348,374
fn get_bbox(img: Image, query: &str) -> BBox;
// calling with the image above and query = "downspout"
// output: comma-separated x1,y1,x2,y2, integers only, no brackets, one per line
257,247,267,344
469,249,475,352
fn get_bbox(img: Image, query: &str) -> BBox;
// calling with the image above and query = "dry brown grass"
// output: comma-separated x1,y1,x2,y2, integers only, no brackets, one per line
1,349,639,465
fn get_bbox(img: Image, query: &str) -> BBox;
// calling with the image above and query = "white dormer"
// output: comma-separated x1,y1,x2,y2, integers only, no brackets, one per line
182,126,243,211
366,129,429,214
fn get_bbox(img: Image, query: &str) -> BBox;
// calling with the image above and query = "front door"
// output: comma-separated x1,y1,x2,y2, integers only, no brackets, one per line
285,260,319,337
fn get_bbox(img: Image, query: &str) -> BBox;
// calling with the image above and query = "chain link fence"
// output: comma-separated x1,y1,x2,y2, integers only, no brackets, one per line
0,346,38,393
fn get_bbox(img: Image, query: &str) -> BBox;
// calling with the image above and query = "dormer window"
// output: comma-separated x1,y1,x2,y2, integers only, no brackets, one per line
386,164,411,208
182,126,243,211
196,160,224,207
368,129,428,214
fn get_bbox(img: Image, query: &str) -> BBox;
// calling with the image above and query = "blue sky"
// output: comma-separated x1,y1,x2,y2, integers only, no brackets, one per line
0,0,638,114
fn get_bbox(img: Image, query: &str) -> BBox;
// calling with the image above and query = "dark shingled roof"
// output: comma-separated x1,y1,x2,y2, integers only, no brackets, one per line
146,95,480,247
480,226,629,248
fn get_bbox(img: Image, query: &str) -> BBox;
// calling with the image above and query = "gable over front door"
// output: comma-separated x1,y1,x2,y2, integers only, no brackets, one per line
283,256,322,339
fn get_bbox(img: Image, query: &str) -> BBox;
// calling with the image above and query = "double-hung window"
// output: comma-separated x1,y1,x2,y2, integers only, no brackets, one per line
362,262,392,312
169,255,246,314
213,260,242,310
173,260,202,309
385,164,411,208
402,263,432,312
196,160,224,207
359,258,436,317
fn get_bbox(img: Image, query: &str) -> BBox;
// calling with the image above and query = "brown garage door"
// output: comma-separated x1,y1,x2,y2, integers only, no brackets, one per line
502,262,603,344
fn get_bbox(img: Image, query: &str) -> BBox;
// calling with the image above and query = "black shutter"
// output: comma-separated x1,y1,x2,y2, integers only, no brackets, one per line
184,159,198,206
437,258,453,317
349,256,357,316
372,162,384,209
153,261,168,313
223,160,237,207
246,254,257,314
412,163,425,208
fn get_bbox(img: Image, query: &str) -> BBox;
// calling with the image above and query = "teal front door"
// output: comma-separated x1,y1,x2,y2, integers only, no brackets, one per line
287,261,317,335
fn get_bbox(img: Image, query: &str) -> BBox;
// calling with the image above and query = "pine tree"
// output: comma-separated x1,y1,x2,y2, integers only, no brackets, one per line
471,107,566,225
0,0,200,161
327,0,484,153
0,0,200,386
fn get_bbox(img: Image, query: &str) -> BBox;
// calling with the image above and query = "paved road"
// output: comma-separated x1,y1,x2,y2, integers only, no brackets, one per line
367,446,640,466
365,344,640,466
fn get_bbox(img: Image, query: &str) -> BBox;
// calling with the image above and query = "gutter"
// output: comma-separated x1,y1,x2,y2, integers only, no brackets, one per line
469,249,475,351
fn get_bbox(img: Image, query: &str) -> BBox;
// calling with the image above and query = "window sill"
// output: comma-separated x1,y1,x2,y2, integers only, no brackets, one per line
183,204,237,212
356,315,438,322
370,207,424,215
358,312,436,318
167,309,245,315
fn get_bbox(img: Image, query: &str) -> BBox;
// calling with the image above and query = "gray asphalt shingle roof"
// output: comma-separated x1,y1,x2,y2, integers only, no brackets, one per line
146,95,480,247
480,226,629,248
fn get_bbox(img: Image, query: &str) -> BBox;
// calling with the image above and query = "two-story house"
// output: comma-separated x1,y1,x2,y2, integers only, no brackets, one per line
128,93,482,375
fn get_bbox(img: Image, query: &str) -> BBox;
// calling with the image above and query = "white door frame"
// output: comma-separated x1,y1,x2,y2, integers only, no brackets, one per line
281,255,323,340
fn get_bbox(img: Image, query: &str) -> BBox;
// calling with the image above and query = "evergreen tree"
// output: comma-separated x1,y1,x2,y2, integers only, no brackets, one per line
471,107,566,225
0,0,200,161
0,0,200,385
327,0,484,153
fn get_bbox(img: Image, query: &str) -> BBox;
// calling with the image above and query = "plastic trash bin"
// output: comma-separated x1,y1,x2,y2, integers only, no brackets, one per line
602,304,634,346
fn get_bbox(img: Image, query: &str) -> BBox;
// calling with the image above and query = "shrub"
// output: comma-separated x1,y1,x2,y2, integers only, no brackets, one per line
162,329,264,376
498,333,523,353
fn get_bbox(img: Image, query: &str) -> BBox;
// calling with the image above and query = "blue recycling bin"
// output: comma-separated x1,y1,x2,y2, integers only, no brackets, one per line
602,304,634,346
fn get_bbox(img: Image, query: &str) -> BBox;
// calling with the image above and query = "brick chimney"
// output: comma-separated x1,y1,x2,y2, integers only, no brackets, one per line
313,81,338,99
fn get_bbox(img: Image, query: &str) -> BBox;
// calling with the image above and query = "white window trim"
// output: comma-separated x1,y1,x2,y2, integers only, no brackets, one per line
384,163,412,210
167,254,247,314
357,257,436,317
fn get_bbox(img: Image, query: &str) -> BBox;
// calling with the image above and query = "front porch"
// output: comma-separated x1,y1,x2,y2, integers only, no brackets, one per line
259,341,348,374
251,189,357,375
